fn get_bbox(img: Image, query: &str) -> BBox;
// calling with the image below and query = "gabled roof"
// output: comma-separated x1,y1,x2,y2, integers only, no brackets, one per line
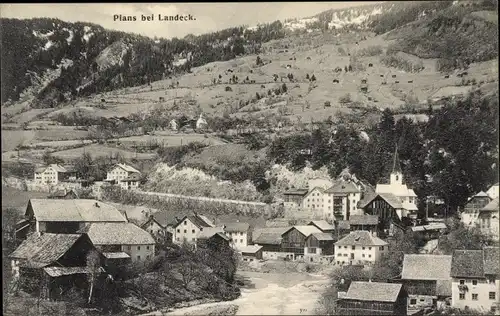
283,189,309,196
481,198,499,212
43,266,94,277
402,254,452,280
335,231,388,247
336,220,351,230
113,163,141,174
451,250,484,278
9,233,88,268
49,189,79,199
174,214,214,229
284,225,322,238
141,216,166,230
197,227,225,239
410,223,447,232
349,215,379,226
253,231,283,245
222,222,250,233
239,245,263,254
102,252,131,259
324,181,360,194
474,191,490,198
358,193,402,209
28,199,127,223
79,222,155,245
308,220,335,232
35,164,68,174
306,186,325,195
309,233,334,241
392,145,402,174
344,281,403,303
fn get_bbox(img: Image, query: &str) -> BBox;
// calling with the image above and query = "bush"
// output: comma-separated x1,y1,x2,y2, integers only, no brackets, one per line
339,93,352,104
357,45,383,57
157,142,208,165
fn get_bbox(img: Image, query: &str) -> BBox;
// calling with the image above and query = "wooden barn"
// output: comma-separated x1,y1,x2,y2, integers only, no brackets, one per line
349,215,380,234
281,226,322,257
239,245,263,261
337,281,408,316
304,233,335,256
196,228,231,252
358,193,405,232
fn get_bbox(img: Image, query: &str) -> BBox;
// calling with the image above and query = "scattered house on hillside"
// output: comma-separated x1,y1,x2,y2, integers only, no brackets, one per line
48,188,79,200
337,281,408,316
371,146,419,223
169,119,178,131
281,225,322,260
34,164,75,187
477,198,499,241
196,113,208,130
140,214,171,242
304,233,335,262
324,180,363,221
79,222,155,263
105,163,141,190
487,183,499,200
308,220,335,234
196,227,231,251
240,245,263,261
401,254,453,311
23,199,127,236
221,222,251,250
9,233,99,300
252,227,290,260
450,247,500,313
349,215,379,234
283,188,308,210
172,213,215,244
334,231,388,266
460,191,492,227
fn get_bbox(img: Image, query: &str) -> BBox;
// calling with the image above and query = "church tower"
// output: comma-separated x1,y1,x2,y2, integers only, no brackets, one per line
389,145,403,185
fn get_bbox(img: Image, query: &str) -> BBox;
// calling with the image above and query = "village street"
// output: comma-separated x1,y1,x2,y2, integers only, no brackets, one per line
142,270,331,316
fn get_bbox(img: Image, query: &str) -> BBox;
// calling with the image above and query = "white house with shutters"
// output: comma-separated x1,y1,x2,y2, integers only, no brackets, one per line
106,163,141,190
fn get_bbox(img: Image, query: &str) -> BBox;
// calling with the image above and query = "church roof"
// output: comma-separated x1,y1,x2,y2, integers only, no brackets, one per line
392,145,402,173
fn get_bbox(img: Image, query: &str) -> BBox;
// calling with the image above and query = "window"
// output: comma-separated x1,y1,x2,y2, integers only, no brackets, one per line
137,246,141,250
410,299,417,305
343,254,348,257
380,246,384,251
177,229,180,233
489,292,496,300
240,239,243,243
240,232,244,236
491,306,497,313
460,280,465,285
184,221,187,225
200,228,203,231
146,246,150,250
362,254,365,258
192,229,195,234
368,255,372,258
472,294,478,301
459,293,465,300
472,280,477,285
146,255,150,259
362,247,365,250
184,229,187,234
176,237,180,241
338,253,342,257
137,255,141,260
127,246,131,251
352,246,355,250
344,246,347,249
420,299,425,302
368,247,372,250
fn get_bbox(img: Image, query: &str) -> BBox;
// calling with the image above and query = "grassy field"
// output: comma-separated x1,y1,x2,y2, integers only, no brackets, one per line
118,133,227,147
1,185,48,212
51,143,157,160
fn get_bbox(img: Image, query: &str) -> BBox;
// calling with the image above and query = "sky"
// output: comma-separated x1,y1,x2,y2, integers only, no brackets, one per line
1,2,378,39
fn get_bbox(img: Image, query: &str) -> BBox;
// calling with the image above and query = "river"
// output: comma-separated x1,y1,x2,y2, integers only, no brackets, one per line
141,270,331,316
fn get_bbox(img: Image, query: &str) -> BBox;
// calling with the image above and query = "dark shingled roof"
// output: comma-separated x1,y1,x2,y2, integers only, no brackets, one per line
344,281,403,302
358,193,403,209
349,215,379,226
325,181,361,194
253,232,283,245
9,233,87,268
309,233,335,241
451,250,484,278
402,255,452,281
283,189,308,196
335,231,388,246
222,222,250,233
174,214,214,229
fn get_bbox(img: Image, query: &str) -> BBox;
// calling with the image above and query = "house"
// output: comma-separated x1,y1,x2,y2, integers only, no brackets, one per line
460,191,492,227
401,254,453,311
172,213,215,244
283,188,308,209
196,227,231,251
305,233,335,259
79,222,155,262
409,222,447,240
222,222,251,250
48,188,79,199
359,192,407,233
334,231,388,266
252,227,290,260
324,180,363,221
239,245,263,261
302,186,326,213
337,281,408,316
34,164,72,186
477,198,499,241
106,163,141,190
25,199,128,235
349,215,379,234
308,220,335,234
9,233,98,300
140,214,170,242
450,247,500,313
281,225,322,260
373,146,418,220
487,183,499,200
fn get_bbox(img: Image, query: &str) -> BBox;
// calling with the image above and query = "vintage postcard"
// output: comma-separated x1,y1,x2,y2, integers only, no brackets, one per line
1,2,499,316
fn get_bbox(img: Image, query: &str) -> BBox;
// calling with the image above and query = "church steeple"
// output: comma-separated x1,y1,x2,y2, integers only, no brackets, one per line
390,144,403,185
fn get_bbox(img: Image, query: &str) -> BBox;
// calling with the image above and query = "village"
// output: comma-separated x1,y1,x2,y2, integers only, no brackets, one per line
3,143,499,316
